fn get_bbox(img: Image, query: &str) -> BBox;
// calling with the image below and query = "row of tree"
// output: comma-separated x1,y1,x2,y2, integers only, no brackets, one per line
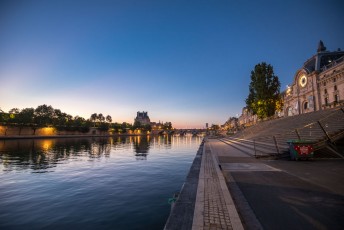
0,105,97,132
0,105,173,133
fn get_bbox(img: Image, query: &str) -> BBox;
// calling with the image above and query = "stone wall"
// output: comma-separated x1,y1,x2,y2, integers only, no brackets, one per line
0,126,105,137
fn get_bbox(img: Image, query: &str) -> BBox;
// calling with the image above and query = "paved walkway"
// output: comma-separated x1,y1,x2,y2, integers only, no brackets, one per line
209,138,344,230
192,140,243,230
166,137,344,229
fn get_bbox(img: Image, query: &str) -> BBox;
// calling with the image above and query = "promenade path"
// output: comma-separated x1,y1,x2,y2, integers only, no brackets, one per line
209,138,344,230
164,138,244,230
191,139,244,230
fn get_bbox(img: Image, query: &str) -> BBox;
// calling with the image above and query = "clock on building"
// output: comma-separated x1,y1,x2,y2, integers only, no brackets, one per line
299,75,307,87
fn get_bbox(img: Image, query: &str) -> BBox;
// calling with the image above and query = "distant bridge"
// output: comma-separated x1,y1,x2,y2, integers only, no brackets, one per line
152,129,207,136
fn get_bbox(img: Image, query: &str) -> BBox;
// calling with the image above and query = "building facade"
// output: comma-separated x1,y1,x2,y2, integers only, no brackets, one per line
238,107,257,128
233,41,344,128
283,41,344,117
134,111,151,125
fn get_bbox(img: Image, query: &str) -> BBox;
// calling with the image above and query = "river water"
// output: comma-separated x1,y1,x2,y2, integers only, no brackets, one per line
0,136,202,230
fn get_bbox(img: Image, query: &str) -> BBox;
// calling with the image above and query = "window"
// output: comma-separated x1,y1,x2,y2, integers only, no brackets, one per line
335,94,339,103
323,82,326,86
324,89,327,94
325,97,329,106
333,78,336,82
313,96,316,110
334,85,337,91
304,102,308,110
287,107,292,116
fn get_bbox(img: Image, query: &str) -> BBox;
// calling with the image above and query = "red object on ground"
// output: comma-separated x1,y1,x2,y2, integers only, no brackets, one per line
293,145,314,155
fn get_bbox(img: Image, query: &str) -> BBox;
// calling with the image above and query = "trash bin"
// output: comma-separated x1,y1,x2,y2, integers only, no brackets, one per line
287,140,314,160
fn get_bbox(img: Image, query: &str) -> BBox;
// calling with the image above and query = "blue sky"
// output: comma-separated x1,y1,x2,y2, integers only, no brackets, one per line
1,0,343,128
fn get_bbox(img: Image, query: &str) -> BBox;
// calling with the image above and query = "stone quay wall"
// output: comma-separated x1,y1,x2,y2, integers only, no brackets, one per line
0,126,108,138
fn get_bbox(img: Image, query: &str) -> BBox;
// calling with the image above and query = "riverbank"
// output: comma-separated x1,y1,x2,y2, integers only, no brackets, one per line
164,138,244,230
164,139,204,229
0,133,154,140
0,125,163,140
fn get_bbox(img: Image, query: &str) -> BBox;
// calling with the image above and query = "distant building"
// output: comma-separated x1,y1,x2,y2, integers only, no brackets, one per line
134,111,151,125
150,121,163,130
282,40,344,116
238,107,257,127
223,117,239,131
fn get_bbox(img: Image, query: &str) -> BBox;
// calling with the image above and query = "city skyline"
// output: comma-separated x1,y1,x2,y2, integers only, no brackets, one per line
1,0,344,128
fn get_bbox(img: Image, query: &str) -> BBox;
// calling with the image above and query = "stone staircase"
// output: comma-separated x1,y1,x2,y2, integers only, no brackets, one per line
223,107,344,159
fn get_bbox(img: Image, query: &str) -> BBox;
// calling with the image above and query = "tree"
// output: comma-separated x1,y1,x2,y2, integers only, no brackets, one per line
90,113,97,127
52,109,62,126
106,115,112,123
34,104,55,126
0,108,8,123
163,122,172,130
97,113,105,123
8,108,20,123
73,116,84,127
121,122,132,133
98,122,109,131
9,108,20,114
18,108,35,124
142,124,152,132
112,122,122,133
74,117,92,133
133,120,141,130
245,62,282,119
211,124,220,130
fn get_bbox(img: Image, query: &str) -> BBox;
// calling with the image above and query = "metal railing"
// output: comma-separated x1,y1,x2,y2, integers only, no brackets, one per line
224,107,344,157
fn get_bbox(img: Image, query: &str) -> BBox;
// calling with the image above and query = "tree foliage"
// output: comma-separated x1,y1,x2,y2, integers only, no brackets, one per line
1,104,169,134
211,124,220,130
90,113,97,127
34,104,55,126
163,122,172,130
245,62,282,119
18,108,35,124
132,120,153,132
97,113,105,123
106,115,112,123
1,104,91,132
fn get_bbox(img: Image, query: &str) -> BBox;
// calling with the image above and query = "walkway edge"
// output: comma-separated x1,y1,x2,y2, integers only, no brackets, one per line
191,142,205,230
209,142,244,230
164,141,203,230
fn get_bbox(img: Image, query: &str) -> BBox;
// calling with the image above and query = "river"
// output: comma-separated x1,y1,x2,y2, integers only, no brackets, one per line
0,135,202,230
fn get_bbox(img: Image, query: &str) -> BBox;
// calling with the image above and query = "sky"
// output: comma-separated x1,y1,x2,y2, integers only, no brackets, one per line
1,0,344,128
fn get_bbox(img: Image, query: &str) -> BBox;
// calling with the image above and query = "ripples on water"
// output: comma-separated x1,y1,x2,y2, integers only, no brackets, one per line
0,136,202,230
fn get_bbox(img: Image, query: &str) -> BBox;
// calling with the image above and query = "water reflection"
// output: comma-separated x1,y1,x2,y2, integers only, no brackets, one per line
133,136,149,160
0,136,203,173
133,136,150,154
